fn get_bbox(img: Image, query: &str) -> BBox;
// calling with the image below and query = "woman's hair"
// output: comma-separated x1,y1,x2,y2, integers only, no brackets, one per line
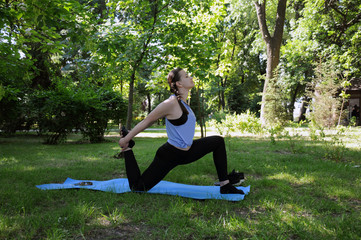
167,68,189,115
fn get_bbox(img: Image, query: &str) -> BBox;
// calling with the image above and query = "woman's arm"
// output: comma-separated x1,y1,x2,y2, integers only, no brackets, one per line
118,97,176,148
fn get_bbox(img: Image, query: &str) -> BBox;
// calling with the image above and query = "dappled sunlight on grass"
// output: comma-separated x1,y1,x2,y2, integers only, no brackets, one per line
100,207,128,226
324,186,358,200
0,156,18,166
268,172,315,185
0,215,32,240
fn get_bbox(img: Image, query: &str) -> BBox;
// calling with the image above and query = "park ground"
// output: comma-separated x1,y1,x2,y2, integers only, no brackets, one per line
0,127,360,239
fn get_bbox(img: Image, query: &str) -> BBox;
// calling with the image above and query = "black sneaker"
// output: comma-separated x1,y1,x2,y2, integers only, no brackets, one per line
220,183,244,194
121,126,135,148
214,169,244,186
228,169,244,185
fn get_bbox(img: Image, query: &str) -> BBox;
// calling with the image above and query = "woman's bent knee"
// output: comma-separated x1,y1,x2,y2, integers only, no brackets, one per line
210,135,224,145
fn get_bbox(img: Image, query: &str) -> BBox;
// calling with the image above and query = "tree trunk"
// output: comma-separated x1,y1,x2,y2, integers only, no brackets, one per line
126,69,136,129
254,0,287,126
125,1,159,129
215,53,225,111
220,78,226,110
29,44,51,89
298,96,309,122
289,83,300,120
218,81,222,111
197,86,204,138
147,93,151,114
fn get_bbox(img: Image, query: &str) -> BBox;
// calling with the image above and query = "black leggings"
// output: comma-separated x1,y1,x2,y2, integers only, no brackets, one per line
123,136,228,191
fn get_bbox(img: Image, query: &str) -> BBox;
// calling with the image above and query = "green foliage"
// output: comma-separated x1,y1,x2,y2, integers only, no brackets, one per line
210,110,228,123
308,124,349,162
279,38,315,114
263,72,290,127
267,119,349,159
0,0,92,88
349,116,357,127
0,85,4,101
208,111,262,136
1,0,361,133
322,127,347,162
266,123,286,145
0,0,128,140
267,121,305,153
283,130,303,154
79,88,127,143
307,61,345,128
210,0,263,114
227,80,262,115
0,86,30,135
29,81,127,144
31,87,83,144
99,0,230,127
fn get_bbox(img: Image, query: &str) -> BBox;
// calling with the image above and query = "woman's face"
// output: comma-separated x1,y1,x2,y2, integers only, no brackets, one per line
178,70,195,89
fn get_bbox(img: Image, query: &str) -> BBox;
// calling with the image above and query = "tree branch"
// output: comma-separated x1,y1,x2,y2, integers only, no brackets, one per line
254,0,271,43
346,12,361,28
329,4,345,18
274,0,287,43
159,1,170,13
135,0,159,69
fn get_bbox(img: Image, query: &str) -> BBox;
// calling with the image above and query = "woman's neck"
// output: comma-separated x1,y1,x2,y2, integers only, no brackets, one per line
179,90,189,102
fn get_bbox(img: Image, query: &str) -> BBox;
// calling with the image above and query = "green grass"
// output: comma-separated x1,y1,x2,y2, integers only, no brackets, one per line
0,128,360,239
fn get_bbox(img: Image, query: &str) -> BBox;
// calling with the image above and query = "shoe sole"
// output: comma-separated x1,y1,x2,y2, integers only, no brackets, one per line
214,179,245,186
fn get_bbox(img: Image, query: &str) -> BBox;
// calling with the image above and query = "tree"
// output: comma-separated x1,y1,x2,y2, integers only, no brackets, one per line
0,0,87,133
138,0,229,136
307,60,345,128
284,0,361,122
167,0,228,137
254,0,287,125
2,0,360,135
103,0,190,129
0,0,122,138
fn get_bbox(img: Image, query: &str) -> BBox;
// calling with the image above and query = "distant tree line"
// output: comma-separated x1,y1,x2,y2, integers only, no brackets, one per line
1,0,360,143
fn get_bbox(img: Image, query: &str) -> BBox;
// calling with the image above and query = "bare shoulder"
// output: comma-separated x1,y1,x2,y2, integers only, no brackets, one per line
148,95,177,117
162,95,178,107
152,95,180,119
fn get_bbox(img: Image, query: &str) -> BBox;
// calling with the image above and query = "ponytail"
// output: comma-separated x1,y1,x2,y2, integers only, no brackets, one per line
167,68,189,115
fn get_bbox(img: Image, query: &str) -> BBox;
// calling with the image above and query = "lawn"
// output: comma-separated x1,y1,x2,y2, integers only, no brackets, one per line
0,128,360,239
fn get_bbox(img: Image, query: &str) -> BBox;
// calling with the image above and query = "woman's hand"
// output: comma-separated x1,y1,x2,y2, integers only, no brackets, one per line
118,138,129,150
116,96,176,151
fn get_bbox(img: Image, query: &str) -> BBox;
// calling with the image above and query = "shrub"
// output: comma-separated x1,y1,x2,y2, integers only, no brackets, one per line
207,111,262,136
80,88,127,143
323,127,347,162
263,72,290,127
29,82,127,144
30,86,87,144
307,61,344,128
308,124,348,162
0,86,28,135
266,121,305,153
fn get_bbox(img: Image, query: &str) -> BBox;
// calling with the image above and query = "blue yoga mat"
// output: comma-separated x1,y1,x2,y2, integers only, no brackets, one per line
37,178,250,201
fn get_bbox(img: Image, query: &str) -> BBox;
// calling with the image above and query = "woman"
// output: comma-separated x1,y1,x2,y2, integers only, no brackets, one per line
118,68,244,194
